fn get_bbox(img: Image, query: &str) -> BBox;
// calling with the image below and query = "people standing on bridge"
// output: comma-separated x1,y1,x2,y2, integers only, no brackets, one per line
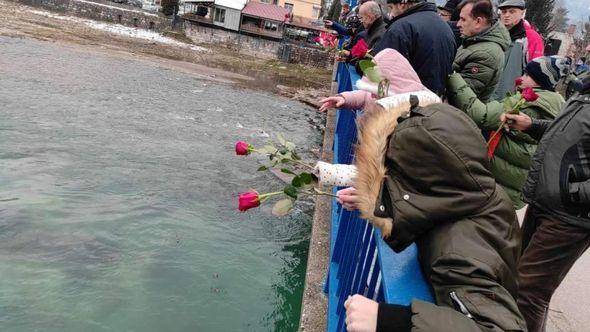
454,0,510,102
357,1,387,50
372,0,456,96
493,0,544,99
337,96,526,332
318,49,438,113
500,72,590,332
446,56,567,209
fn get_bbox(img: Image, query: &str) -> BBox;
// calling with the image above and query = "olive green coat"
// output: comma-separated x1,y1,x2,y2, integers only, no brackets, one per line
453,21,511,102
447,73,565,208
354,103,526,331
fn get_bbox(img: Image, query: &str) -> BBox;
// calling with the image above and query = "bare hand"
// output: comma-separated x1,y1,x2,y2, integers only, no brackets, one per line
319,95,345,112
344,295,378,332
500,112,532,131
324,20,334,27
336,187,360,211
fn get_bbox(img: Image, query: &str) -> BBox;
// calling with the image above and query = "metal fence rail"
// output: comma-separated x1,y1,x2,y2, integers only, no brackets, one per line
325,62,433,332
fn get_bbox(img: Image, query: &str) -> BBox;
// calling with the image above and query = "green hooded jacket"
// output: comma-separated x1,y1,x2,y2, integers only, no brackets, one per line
447,73,565,208
354,103,526,331
453,21,511,102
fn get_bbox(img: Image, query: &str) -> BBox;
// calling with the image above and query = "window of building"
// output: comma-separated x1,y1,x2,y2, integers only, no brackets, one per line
214,7,225,23
264,21,279,31
284,3,294,12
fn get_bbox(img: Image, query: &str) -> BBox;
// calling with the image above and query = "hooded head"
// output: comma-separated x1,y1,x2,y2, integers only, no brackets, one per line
356,48,426,96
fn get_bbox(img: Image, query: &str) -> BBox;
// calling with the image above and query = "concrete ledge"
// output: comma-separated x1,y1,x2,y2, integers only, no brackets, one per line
299,67,339,331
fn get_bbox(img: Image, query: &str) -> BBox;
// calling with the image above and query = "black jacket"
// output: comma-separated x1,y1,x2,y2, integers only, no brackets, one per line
373,2,456,96
523,90,590,228
361,16,387,50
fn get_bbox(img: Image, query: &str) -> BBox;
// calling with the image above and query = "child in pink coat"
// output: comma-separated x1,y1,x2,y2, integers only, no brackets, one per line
319,48,434,112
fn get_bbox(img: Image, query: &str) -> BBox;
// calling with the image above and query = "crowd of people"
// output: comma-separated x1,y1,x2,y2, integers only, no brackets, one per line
317,0,590,331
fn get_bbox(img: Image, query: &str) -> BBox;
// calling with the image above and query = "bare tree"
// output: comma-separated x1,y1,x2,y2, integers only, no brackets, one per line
550,6,570,33
574,16,590,58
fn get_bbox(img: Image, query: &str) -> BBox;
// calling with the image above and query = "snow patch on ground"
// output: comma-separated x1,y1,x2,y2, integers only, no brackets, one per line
74,0,158,16
28,9,205,52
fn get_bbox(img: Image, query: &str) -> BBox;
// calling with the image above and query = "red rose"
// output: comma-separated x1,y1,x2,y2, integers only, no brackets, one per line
351,39,369,59
515,77,523,87
239,191,260,212
521,87,539,102
235,141,252,156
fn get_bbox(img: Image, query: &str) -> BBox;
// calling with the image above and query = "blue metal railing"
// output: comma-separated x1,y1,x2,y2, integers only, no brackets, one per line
325,62,433,332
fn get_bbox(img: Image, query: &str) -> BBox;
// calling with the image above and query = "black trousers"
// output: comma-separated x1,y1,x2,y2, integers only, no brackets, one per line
517,206,590,332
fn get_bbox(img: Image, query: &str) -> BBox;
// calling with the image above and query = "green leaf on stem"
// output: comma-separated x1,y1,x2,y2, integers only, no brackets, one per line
276,133,287,146
359,59,376,72
503,98,513,113
272,198,294,217
284,184,298,198
299,172,313,184
258,144,278,154
257,166,268,172
364,67,382,83
281,168,295,175
291,176,303,188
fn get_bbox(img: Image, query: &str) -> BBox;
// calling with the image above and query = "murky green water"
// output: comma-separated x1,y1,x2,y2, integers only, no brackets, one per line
0,37,323,331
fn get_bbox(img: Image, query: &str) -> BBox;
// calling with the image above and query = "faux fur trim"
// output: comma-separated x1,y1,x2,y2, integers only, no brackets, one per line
354,92,441,237
354,103,406,238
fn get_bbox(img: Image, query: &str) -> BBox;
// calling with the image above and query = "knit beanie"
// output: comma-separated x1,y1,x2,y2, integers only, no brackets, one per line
524,56,570,91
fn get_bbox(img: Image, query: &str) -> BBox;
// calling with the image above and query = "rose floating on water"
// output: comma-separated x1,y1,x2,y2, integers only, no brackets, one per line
234,134,336,216
235,141,253,156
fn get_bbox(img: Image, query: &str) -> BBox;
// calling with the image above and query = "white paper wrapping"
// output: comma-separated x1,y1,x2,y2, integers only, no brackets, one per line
376,91,441,111
313,161,357,187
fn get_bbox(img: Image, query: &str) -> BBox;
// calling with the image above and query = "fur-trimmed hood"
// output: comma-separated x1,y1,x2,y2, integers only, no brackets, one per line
354,102,501,240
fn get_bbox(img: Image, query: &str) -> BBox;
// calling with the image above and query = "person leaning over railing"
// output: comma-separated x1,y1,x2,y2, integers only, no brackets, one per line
446,56,568,209
500,72,590,332
318,48,527,332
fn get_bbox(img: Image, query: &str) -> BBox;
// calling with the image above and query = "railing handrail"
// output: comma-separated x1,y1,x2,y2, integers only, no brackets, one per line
325,62,433,332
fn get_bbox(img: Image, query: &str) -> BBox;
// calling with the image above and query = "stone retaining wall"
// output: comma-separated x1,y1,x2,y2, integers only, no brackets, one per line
12,0,170,31
184,22,281,60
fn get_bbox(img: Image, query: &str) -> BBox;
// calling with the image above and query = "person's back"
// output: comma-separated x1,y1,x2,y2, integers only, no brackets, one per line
374,0,456,96
500,72,590,332
346,100,526,331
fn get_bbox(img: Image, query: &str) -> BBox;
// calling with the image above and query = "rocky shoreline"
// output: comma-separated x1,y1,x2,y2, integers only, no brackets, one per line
0,0,332,108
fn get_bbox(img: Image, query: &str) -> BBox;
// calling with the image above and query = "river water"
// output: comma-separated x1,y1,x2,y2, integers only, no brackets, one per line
0,37,323,331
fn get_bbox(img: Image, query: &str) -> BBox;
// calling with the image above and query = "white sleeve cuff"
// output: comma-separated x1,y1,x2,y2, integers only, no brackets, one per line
314,161,357,187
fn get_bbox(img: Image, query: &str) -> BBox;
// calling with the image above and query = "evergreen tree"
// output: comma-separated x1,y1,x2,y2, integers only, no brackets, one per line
526,0,556,36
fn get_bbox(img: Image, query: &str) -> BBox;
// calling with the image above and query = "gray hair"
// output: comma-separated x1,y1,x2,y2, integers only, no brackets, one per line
362,1,383,17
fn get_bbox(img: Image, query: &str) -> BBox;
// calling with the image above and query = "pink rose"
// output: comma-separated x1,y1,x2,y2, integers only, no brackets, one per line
522,87,539,102
238,191,260,212
235,141,252,156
